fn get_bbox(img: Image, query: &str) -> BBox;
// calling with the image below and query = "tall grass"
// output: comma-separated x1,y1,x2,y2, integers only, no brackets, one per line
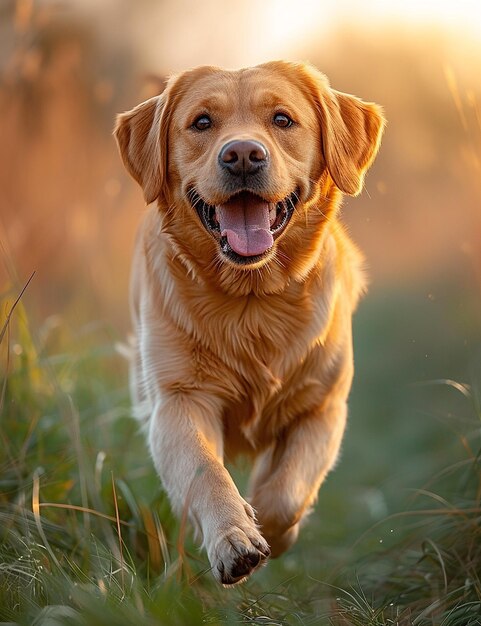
327,416,481,625
2,2,481,624
0,282,201,624
1,278,481,624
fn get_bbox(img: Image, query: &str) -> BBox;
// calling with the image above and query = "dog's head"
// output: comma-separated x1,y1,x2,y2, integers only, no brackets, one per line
115,62,384,292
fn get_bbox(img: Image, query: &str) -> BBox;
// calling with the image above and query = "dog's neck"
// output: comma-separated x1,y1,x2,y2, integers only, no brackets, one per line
161,185,341,298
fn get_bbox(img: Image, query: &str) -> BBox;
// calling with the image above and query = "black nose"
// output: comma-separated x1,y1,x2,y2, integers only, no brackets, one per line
218,140,268,176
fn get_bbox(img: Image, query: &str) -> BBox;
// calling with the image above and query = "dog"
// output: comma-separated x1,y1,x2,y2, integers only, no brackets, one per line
114,61,384,585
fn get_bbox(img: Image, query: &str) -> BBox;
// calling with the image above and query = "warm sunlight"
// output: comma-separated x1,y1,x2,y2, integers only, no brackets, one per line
257,0,329,51
72,0,481,72
345,0,481,33
260,0,481,59
2,0,481,622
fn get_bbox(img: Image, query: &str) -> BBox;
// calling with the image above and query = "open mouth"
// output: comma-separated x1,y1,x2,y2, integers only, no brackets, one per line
192,189,299,265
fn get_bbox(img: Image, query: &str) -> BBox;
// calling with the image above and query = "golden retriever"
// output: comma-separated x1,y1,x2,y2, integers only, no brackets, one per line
114,61,384,585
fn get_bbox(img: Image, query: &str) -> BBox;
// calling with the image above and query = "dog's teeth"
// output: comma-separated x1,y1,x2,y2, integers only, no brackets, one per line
269,206,276,226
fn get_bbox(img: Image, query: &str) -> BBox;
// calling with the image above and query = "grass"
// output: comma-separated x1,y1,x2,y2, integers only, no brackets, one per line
2,2,481,623
1,275,481,625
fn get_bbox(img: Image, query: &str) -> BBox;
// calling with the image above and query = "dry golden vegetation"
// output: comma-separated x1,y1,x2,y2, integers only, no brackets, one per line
1,1,481,322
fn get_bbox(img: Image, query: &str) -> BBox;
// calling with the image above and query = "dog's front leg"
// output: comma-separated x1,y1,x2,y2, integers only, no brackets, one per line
249,394,349,557
148,393,270,584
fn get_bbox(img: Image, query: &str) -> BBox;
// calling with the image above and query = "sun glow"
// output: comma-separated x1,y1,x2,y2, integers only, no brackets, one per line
257,0,330,53
346,0,481,33
74,0,481,73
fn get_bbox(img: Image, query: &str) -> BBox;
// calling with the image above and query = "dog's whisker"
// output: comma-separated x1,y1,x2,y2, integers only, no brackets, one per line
273,251,286,271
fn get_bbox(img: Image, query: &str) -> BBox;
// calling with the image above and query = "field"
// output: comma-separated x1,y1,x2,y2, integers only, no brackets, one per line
1,1,481,625
2,272,480,625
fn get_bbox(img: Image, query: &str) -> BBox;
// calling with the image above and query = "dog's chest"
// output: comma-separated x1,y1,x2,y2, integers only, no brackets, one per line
197,287,333,446
203,288,315,378
156,261,337,446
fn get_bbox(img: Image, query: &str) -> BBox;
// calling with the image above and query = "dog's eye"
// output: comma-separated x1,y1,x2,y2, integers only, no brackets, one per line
273,113,293,128
192,115,212,131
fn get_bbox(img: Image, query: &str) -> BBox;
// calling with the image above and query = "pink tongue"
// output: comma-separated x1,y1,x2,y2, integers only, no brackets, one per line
217,195,274,257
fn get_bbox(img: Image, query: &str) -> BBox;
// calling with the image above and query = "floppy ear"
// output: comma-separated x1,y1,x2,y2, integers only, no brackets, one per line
302,65,385,196
114,92,169,204
320,89,385,196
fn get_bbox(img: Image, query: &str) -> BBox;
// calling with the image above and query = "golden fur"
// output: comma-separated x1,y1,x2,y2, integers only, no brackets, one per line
114,61,385,585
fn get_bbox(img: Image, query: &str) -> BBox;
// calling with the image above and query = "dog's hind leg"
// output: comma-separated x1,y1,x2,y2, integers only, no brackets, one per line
249,396,349,557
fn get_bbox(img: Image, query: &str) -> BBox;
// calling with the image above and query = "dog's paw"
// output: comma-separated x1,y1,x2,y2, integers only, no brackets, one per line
210,525,270,586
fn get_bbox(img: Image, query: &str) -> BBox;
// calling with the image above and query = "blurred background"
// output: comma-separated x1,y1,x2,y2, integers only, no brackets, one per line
1,0,481,327
1,0,481,570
